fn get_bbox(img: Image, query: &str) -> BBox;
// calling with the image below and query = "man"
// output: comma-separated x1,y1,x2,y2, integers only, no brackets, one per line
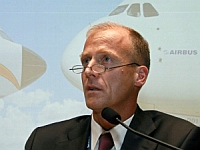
25,22,200,150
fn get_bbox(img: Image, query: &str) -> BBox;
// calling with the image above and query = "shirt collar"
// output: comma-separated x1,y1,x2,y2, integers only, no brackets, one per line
91,115,104,149
91,114,134,150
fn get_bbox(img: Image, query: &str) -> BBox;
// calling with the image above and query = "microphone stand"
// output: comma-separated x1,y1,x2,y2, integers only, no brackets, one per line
116,118,183,150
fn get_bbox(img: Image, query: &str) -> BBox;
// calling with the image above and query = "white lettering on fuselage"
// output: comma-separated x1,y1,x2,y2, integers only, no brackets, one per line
164,50,198,55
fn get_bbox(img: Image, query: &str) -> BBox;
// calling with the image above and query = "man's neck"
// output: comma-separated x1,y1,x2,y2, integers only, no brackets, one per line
92,104,137,130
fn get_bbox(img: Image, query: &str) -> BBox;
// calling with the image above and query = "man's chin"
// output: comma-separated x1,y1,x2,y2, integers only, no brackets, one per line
86,102,105,113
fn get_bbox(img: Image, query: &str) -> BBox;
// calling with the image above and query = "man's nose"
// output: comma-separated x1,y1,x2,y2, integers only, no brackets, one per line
84,61,97,77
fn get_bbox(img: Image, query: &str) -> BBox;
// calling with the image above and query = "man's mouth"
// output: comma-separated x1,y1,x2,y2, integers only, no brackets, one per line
86,84,100,91
89,88,99,91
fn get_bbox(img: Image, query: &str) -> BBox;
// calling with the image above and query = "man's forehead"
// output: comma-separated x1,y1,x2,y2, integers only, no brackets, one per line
94,28,128,39
85,29,129,48
80,28,131,58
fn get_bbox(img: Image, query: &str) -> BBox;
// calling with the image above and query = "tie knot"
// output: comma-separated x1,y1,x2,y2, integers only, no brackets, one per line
98,132,114,150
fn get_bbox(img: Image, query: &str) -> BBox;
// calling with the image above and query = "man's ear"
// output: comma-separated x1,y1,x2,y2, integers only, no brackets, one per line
134,66,149,87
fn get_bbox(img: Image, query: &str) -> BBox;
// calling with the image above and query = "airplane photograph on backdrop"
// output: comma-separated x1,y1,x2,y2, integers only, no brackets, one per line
0,1,199,149
61,0,200,126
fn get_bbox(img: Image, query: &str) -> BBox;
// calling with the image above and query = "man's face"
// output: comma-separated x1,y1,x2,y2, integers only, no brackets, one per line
81,29,138,113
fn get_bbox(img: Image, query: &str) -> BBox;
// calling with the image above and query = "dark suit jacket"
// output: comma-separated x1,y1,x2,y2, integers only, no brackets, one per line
25,106,200,150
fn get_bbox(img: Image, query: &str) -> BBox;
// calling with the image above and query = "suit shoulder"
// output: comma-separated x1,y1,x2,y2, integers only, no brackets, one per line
37,115,91,132
144,110,196,129
25,115,91,150
30,115,91,140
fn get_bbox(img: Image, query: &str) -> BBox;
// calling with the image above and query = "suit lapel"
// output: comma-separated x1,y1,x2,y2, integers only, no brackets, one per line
54,116,91,150
121,105,158,150
53,106,157,150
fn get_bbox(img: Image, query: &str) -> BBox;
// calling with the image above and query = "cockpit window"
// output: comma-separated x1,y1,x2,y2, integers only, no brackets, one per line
109,4,129,16
143,3,159,17
109,3,159,17
127,3,140,17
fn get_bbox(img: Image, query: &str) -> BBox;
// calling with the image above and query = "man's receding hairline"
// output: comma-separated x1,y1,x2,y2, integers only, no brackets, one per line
86,22,133,38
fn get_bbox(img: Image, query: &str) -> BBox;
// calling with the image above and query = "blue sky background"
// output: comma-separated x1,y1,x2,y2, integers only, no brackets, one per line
0,1,122,149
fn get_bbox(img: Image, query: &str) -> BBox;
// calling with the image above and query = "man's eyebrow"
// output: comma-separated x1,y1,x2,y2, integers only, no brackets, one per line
80,49,116,58
79,52,89,59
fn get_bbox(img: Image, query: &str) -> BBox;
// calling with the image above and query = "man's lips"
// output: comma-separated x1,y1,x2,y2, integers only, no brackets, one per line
86,84,101,91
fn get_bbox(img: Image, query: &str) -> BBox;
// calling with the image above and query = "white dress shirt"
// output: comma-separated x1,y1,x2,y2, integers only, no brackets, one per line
91,114,134,150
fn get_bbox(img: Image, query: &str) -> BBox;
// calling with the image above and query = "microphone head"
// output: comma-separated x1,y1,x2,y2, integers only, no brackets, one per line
101,107,121,125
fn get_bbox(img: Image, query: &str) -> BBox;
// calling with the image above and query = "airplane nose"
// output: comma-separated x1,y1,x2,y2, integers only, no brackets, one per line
61,26,90,90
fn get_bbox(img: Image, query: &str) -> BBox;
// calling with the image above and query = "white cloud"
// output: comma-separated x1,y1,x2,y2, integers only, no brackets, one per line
37,98,91,126
0,89,53,150
4,89,53,107
0,99,4,111
0,106,34,150
0,89,92,150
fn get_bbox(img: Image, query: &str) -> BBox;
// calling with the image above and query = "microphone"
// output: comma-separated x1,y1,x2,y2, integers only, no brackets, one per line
101,107,182,150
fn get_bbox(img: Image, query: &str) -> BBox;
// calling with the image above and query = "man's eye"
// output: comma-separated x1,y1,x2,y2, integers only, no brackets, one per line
102,56,111,62
82,58,90,65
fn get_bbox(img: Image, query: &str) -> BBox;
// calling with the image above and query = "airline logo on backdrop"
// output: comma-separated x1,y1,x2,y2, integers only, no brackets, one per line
0,29,47,98
0,64,20,89
164,50,198,55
